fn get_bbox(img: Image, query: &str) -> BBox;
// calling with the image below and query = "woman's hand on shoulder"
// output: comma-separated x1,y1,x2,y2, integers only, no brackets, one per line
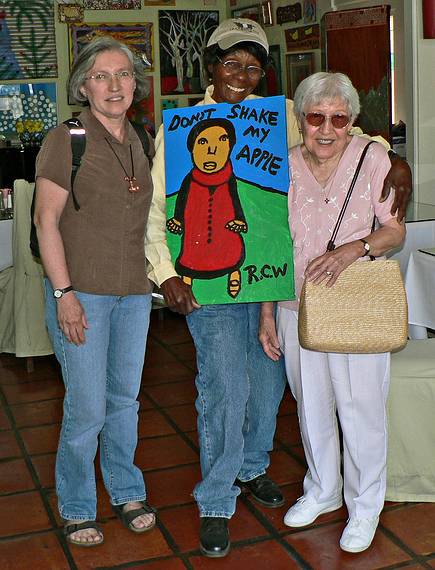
380,153,412,222
56,293,88,346
305,242,362,287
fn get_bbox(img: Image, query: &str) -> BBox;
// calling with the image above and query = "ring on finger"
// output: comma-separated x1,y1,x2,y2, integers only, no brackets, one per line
325,271,333,276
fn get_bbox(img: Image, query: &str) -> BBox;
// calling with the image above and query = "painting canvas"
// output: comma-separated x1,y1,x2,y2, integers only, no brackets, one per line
285,24,320,51
159,10,219,95
0,82,57,137
0,0,58,80
84,0,141,8
144,0,175,5
304,0,317,23
163,96,294,305
127,77,155,137
69,23,153,70
231,5,261,22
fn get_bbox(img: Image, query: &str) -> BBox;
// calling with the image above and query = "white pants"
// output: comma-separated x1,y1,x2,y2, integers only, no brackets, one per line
277,307,390,519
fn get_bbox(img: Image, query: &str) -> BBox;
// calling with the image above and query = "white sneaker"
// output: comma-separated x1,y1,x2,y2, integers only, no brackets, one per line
339,516,379,553
283,496,342,528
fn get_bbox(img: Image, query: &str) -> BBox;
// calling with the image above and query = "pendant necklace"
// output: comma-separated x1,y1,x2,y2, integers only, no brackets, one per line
307,154,339,204
105,138,139,193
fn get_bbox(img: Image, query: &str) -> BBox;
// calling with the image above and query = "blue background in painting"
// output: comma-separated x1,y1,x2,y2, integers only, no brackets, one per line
163,95,289,196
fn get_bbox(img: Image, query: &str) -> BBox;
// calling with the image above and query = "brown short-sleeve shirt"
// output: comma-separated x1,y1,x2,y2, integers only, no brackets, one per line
36,109,154,296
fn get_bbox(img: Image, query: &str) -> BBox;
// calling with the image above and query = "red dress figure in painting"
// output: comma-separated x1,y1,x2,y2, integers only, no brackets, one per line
167,118,247,298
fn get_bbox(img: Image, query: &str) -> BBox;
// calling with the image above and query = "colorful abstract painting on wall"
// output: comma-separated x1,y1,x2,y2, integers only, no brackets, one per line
84,0,141,8
0,0,58,80
163,96,294,305
69,22,153,70
0,82,57,138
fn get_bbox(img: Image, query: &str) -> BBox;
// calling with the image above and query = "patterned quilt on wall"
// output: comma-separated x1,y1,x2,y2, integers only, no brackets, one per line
0,0,58,80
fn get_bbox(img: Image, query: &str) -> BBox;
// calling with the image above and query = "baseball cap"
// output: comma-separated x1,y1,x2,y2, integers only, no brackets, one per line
207,18,269,55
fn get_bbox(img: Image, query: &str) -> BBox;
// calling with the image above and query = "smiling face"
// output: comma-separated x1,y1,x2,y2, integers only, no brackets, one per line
210,49,263,104
301,97,353,163
79,49,136,124
192,125,231,173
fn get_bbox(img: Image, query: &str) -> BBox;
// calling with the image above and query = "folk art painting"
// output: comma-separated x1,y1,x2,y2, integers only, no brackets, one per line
163,96,295,305
159,10,218,95
0,0,57,80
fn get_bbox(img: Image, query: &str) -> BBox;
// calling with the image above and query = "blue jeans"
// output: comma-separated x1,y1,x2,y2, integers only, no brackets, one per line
187,302,286,518
45,280,151,521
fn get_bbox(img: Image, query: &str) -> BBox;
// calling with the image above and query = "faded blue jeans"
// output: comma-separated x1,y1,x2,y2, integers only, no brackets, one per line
187,302,286,518
45,280,151,521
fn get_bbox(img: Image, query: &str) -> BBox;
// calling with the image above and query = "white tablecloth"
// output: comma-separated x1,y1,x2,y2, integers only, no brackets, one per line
405,249,435,339
389,219,435,273
0,219,13,271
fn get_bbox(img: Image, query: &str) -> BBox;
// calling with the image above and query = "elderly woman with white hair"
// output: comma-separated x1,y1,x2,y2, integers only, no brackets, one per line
259,72,405,554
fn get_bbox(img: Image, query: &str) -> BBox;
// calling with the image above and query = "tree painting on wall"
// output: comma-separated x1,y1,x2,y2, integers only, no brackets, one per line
0,0,58,80
159,10,219,95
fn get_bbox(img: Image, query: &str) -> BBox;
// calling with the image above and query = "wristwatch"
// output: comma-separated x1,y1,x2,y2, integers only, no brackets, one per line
53,285,73,299
359,239,371,256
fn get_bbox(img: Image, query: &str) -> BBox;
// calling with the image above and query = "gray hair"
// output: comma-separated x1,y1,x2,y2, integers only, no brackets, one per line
293,72,360,123
68,36,149,105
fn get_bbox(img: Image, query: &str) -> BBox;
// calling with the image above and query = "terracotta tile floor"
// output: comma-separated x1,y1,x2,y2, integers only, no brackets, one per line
1,309,435,569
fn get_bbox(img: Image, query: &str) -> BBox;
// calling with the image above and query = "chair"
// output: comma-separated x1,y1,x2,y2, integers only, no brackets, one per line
0,179,53,363
386,339,435,501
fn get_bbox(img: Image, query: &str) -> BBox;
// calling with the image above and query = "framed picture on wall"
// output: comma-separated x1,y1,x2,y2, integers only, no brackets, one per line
159,10,219,95
286,52,314,98
68,22,153,70
231,5,261,22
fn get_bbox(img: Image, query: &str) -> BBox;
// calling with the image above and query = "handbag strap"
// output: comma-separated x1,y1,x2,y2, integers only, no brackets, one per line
326,141,375,252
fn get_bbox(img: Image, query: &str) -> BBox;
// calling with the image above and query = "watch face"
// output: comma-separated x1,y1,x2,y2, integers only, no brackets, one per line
54,289,62,298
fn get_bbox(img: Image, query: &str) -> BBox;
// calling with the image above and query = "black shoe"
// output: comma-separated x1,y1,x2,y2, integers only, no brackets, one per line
199,516,230,558
237,474,285,508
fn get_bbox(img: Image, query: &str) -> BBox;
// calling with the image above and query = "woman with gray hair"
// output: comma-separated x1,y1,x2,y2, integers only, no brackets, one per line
260,71,405,553
34,37,158,546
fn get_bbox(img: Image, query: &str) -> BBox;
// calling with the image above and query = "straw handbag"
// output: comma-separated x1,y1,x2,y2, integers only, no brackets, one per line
298,142,408,354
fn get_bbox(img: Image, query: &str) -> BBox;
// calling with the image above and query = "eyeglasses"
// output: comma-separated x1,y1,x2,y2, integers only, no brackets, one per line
217,57,265,80
303,112,350,129
84,70,135,83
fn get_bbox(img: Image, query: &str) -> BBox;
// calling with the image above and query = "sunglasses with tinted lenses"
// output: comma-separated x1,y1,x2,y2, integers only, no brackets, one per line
303,112,350,129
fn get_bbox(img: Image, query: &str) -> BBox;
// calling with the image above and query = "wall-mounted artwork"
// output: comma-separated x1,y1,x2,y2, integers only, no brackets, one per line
285,23,320,51
84,0,141,8
58,4,84,24
255,44,282,97
0,1,58,80
304,0,316,23
0,83,57,138
69,22,153,70
231,5,261,22
277,3,302,25
162,99,178,112
127,77,155,137
159,10,219,95
286,52,314,98
144,0,175,5
163,96,294,305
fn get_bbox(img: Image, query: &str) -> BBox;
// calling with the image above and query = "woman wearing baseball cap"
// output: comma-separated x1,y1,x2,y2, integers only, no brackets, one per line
147,18,412,558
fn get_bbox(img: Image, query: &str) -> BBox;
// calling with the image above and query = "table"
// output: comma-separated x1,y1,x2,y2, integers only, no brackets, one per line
0,219,13,271
405,249,435,339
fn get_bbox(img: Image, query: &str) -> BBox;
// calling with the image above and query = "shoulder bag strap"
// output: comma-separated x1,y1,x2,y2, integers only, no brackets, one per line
326,140,375,252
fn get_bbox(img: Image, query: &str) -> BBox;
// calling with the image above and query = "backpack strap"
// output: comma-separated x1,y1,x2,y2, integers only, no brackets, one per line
63,118,86,211
129,121,152,166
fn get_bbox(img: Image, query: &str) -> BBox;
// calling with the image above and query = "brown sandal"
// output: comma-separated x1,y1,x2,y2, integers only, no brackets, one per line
64,521,104,547
112,501,156,533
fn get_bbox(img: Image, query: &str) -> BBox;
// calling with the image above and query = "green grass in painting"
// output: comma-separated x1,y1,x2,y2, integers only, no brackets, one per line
166,178,295,305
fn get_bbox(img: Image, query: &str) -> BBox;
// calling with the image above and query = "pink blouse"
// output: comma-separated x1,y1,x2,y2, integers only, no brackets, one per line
280,136,395,311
